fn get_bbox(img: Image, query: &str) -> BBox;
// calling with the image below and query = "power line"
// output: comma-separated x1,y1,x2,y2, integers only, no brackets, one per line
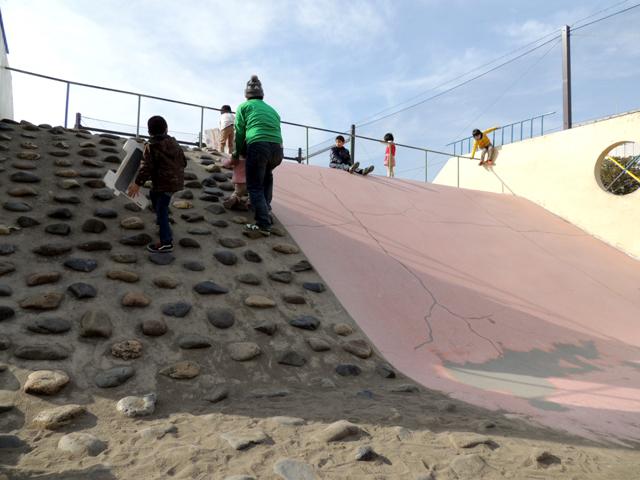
571,0,633,27
356,35,561,128
354,29,561,126
573,1,640,30
448,38,561,143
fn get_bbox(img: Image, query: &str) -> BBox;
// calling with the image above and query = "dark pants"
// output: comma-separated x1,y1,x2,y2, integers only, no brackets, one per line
246,141,281,229
150,190,173,245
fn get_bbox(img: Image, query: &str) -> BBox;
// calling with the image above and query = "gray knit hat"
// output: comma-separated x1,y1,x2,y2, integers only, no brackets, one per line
244,75,264,99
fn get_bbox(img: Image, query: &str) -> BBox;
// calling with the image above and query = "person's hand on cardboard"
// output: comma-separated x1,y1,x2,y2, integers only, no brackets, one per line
127,183,140,198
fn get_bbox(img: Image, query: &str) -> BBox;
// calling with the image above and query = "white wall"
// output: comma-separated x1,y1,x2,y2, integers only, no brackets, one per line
434,111,640,258
0,43,13,120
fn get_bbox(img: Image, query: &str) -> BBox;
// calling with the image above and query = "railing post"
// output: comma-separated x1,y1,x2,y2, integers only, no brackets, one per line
199,107,204,148
136,95,141,138
350,124,356,164
74,112,81,129
305,127,309,165
530,119,534,138
424,151,428,183
511,124,514,143
501,127,504,146
520,122,523,140
298,147,302,164
541,115,544,135
64,82,70,128
457,156,460,188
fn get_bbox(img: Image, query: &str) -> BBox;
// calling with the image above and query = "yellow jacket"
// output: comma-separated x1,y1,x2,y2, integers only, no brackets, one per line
470,127,498,158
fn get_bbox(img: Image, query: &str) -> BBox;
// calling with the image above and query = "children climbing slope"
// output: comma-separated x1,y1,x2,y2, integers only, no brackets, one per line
471,127,499,166
384,133,396,178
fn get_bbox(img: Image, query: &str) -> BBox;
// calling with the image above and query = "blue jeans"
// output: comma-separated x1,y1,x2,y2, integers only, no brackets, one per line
150,190,173,245
246,142,282,229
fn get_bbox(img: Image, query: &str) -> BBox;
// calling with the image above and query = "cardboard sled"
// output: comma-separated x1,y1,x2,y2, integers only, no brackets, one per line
103,138,149,209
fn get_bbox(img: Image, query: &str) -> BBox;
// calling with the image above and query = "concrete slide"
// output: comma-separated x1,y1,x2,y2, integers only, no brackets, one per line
273,163,640,445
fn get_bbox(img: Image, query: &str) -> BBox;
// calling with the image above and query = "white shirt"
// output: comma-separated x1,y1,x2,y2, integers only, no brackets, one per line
219,113,235,130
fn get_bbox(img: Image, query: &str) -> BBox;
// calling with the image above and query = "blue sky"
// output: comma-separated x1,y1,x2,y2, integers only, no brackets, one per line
1,0,639,180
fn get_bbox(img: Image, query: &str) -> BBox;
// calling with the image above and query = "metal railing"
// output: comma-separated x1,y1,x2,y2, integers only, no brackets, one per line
3,66,513,192
447,112,556,156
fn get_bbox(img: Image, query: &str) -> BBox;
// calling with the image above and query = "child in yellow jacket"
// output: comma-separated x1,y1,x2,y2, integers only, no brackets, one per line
471,127,498,166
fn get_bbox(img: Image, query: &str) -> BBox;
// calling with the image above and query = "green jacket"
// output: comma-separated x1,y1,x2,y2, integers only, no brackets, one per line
233,99,282,156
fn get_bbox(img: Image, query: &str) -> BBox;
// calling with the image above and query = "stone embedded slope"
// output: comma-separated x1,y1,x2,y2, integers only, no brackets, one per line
0,118,395,425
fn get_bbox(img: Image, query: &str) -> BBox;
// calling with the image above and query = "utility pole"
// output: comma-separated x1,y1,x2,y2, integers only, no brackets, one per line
562,25,572,129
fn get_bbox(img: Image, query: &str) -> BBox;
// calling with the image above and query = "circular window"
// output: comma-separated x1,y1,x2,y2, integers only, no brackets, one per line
596,142,640,195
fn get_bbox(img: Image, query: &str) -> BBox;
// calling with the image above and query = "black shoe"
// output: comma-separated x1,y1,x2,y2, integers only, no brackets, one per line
349,162,360,174
147,242,174,253
363,165,375,176
244,224,271,237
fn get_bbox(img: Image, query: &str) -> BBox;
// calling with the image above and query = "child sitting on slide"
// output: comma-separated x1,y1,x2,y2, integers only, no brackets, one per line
329,135,374,175
127,115,187,253
471,127,499,166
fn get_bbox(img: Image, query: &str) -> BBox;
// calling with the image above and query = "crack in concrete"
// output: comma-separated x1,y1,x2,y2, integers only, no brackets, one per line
315,170,502,357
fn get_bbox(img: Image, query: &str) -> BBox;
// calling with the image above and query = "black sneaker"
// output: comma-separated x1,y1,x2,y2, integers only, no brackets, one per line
147,242,174,253
349,162,360,174
363,165,375,176
243,224,271,237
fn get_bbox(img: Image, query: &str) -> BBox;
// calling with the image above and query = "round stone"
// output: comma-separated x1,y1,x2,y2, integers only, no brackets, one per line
95,366,135,388
254,322,277,336
33,404,86,430
67,282,97,299
17,216,40,228
149,253,175,265
107,270,139,283
122,292,151,307
172,200,192,209
153,276,179,289
219,237,246,249
45,223,71,236
26,272,61,286
183,260,205,271
278,351,307,367
283,294,306,305
193,281,229,295
111,339,143,360
14,344,69,360
342,339,373,359
78,148,98,157
55,169,79,178
77,310,111,339
0,261,15,277
111,252,137,264
84,179,106,188
306,337,331,352
26,317,71,334
160,361,200,379
120,233,153,246
162,301,191,318
0,285,12,296
213,250,238,266
94,208,118,219
92,189,114,201
237,273,261,285
53,194,81,204
10,171,41,183
3,201,32,212
244,250,262,263
336,364,362,377
289,315,320,330
64,258,98,272
210,219,228,228
205,204,225,215
177,190,194,200
141,318,167,336
333,323,354,336
82,219,107,233
181,213,204,223
244,295,276,308
207,308,235,329
7,186,38,197
269,270,293,284
179,238,200,248
33,243,72,257
303,282,326,293
24,370,70,395
59,179,81,189
120,217,144,229
58,432,106,457
273,244,300,254
228,342,261,361
187,228,211,235
47,207,73,220
376,363,396,379
0,306,15,321
19,292,64,310
116,393,156,417
12,161,37,170
178,335,211,349
77,240,112,252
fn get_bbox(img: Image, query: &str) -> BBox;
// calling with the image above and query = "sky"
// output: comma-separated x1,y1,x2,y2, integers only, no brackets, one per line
1,0,639,180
